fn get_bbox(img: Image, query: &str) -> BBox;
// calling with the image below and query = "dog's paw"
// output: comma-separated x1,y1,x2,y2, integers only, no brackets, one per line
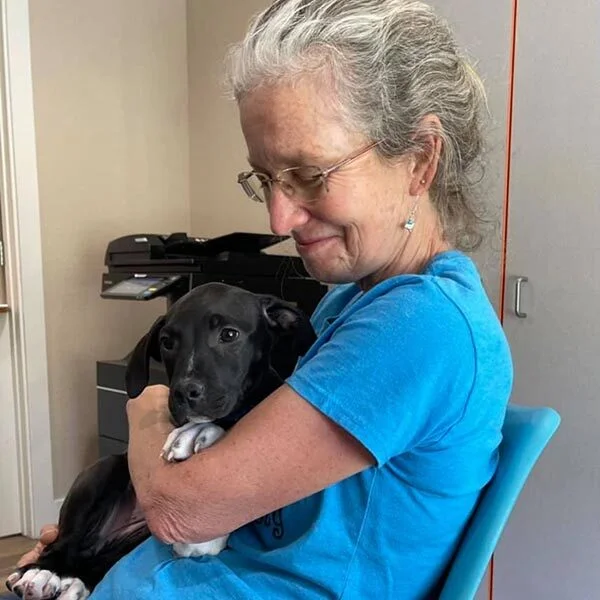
7,569,89,600
172,535,229,557
161,422,225,462
6,568,57,599
161,422,207,462
192,424,225,453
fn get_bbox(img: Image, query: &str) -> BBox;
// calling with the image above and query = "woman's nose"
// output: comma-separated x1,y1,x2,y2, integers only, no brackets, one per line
267,186,310,235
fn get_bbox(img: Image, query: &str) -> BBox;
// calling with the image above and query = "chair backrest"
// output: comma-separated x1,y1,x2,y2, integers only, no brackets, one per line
439,403,561,600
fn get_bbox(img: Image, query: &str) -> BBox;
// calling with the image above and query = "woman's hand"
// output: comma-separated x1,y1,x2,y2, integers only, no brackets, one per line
126,385,176,525
126,384,172,434
17,524,59,567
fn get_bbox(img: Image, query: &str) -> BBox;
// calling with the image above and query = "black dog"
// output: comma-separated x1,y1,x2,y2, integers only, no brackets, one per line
6,282,315,600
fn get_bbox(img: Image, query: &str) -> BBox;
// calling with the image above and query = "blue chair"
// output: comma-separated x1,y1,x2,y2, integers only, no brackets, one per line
439,404,561,600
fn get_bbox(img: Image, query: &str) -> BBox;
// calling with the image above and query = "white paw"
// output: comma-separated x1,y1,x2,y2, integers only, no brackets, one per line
193,424,225,453
172,535,229,557
161,422,207,462
8,568,60,599
7,568,89,599
56,578,90,600
161,422,225,462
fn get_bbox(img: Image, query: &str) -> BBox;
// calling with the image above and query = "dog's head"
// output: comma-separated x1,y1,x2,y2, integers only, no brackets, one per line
125,282,316,427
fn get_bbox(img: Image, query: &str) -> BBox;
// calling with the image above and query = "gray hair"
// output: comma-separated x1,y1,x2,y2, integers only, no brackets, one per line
226,0,490,251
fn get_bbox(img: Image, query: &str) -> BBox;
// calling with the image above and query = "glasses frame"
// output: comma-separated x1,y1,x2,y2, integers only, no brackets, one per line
237,139,383,204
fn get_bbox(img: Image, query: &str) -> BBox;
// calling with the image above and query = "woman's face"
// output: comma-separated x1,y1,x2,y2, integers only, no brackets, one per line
238,78,420,286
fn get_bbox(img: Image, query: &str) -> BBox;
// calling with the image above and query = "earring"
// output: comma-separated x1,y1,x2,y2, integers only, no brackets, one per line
404,197,420,232
420,179,426,184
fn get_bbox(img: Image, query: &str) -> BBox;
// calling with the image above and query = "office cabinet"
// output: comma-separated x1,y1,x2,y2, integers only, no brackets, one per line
434,1,599,597
494,1,600,598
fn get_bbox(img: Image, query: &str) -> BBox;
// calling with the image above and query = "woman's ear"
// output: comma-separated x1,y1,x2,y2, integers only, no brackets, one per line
409,114,443,196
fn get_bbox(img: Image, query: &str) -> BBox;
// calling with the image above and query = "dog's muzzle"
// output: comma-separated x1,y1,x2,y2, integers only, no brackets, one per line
169,379,235,425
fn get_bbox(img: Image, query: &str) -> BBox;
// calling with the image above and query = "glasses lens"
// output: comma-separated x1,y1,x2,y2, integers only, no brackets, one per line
239,173,269,203
239,167,325,204
284,166,324,201
250,173,269,202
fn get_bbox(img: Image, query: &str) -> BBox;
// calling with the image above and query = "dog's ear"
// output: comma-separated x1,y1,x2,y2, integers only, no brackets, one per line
261,296,316,378
261,296,310,335
125,315,166,399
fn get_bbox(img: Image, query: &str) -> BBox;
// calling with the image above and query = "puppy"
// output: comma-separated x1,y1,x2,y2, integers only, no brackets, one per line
6,282,315,600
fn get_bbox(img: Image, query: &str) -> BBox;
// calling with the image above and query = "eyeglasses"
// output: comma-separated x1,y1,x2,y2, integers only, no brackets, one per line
237,140,383,205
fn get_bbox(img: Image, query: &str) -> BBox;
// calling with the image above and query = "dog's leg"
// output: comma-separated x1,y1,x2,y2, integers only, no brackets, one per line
5,454,149,598
161,423,225,462
162,423,228,558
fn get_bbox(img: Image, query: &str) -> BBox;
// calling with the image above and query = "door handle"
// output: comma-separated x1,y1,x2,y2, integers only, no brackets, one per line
514,276,528,318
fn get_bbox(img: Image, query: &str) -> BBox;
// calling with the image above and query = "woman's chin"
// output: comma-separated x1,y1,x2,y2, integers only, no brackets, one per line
301,257,354,285
296,237,357,284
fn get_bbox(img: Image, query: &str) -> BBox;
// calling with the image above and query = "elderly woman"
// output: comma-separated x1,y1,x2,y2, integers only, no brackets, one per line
15,1,512,599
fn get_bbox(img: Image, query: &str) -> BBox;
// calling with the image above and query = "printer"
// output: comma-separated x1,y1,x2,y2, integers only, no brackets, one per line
97,231,328,457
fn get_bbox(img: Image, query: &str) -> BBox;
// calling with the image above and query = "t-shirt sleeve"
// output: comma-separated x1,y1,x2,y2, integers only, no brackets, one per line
286,282,477,466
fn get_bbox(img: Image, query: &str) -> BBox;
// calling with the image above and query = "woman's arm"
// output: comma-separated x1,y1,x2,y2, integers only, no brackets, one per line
126,383,374,544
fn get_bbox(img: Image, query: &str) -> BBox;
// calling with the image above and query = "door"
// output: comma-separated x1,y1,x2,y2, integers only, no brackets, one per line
494,0,600,597
0,209,21,536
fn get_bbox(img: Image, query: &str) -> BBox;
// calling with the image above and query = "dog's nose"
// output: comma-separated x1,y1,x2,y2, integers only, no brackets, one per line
184,381,205,400
173,380,206,407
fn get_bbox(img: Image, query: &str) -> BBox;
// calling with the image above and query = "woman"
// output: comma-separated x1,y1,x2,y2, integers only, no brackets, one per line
14,1,512,598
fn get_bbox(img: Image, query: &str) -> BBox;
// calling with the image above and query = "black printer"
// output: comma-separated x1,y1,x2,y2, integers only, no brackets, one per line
100,231,326,314
96,232,327,457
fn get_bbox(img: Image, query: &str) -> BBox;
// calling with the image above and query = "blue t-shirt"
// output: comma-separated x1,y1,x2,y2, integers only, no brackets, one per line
91,250,512,600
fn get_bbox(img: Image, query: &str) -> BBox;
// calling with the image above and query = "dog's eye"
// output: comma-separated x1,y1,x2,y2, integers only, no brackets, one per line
160,336,175,351
219,327,239,343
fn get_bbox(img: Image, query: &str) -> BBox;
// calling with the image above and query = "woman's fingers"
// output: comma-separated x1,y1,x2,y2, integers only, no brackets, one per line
38,524,59,545
16,524,59,567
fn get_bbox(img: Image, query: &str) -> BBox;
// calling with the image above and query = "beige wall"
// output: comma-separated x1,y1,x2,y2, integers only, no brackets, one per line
187,0,272,239
29,0,190,497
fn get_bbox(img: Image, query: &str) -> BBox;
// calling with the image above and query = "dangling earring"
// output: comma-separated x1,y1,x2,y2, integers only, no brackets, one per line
404,196,420,232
